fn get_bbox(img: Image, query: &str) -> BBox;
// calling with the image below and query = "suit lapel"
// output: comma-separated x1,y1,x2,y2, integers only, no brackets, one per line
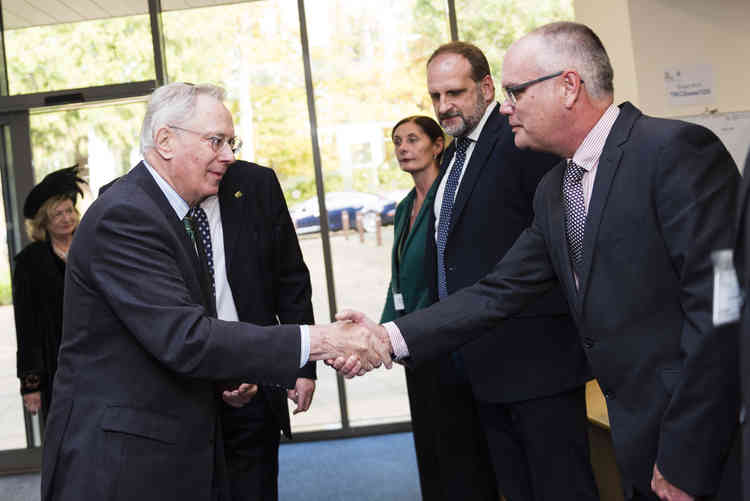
131,162,213,313
577,104,639,299
218,169,244,278
449,103,504,233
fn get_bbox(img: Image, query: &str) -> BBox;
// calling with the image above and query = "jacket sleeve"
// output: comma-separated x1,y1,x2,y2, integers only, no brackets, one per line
267,170,317,380
652,124,740,496
12,255,47,394
395,175,559,366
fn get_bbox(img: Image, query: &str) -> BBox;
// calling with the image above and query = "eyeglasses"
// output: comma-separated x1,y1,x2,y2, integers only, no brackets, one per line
502,71,567,106
168,125,243,154
50,206,76,222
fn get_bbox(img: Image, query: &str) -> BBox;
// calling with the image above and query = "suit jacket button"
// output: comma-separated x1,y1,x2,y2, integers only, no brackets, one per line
448,266,455,272
582,337,595,349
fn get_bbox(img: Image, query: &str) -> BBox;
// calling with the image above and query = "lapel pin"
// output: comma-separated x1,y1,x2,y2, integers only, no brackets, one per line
234,190,243,199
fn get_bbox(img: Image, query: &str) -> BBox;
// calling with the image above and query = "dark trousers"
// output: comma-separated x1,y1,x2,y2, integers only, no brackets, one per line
222,391,281,501
476,386,599,501
425,357,500,501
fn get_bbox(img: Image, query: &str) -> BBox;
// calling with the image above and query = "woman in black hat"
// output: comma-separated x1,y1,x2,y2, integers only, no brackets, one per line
12,166,85,424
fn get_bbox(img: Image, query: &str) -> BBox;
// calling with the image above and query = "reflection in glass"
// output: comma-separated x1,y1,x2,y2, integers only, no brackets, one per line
306,0,450,425
163,0,341,432
29,102,147,214
0,157,26,450
3,4,154,95
455,0,574,76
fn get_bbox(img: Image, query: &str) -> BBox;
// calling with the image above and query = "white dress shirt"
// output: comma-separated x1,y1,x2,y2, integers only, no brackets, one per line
143,163,309,367
433,101,497,240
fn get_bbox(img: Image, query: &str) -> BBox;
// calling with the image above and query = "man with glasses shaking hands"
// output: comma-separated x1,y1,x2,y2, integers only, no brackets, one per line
336,22,740,501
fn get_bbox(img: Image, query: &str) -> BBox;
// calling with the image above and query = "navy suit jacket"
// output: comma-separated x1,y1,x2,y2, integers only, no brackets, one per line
398,103,740,498
218,160,315,440
42,162,301,501
425,103,590,402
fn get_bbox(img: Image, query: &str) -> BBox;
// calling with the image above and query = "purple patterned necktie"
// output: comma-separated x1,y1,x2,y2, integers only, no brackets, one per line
563,160,587,271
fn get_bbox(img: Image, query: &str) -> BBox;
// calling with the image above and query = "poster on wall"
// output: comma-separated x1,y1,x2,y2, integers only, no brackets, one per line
664,64,714,107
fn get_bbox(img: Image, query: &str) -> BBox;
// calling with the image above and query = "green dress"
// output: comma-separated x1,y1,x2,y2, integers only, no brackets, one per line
380,179,443,500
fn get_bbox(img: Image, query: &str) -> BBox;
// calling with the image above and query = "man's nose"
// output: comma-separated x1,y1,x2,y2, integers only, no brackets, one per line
499,98,515,116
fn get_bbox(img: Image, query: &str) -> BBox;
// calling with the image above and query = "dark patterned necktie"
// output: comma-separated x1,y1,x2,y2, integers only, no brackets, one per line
563,160,587,271
437,136,471,299
188,206,215,296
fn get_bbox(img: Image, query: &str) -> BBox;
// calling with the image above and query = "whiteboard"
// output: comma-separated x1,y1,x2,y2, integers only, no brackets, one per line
673,111,750,173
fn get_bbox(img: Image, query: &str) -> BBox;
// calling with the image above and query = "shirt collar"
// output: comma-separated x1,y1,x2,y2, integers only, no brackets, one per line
463,101,497,142
143,159,190,220
570,104,620,171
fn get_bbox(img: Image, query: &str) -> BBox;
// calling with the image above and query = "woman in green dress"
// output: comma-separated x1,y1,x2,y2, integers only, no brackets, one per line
381,116,444,500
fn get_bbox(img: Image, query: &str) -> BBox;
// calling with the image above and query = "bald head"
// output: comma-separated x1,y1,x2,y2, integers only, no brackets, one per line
520,22,614,102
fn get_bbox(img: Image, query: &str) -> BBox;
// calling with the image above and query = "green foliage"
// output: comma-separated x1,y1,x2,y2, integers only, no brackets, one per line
0,278,11,306
6,0,572,203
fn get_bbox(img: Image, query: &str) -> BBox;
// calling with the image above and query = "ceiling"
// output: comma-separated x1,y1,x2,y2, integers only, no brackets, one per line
1,0,251,30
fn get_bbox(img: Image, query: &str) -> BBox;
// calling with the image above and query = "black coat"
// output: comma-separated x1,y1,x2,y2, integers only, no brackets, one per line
13,240,66,417
42,162,302,501
734,148,750,501
396,102,740,498
425,103,590,402
218,160,315,442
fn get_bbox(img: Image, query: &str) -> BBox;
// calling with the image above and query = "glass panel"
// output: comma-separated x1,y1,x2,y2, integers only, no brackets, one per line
29,102,148,211
0,138,25,449
2,2,154,95
455,0,575,75
162,0,342,432
306,0,450,426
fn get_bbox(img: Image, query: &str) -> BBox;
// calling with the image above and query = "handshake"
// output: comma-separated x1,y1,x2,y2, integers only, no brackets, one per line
308,310,395,378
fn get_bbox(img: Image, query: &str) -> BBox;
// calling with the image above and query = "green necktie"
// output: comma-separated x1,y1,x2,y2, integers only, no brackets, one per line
183,215,196,244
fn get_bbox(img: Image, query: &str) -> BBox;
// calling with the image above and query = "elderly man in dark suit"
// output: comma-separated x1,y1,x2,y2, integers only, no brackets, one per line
337,22,739,501
415,41,596,501
197,160,316,500
41,82,389,501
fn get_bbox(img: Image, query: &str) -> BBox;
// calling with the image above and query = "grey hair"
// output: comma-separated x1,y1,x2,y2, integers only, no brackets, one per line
529,22,614,100
139,82,226,155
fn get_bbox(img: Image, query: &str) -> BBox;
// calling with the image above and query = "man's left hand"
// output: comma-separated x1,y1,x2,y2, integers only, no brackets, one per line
222,383,258,408
288,378,315,414
651,464,694,501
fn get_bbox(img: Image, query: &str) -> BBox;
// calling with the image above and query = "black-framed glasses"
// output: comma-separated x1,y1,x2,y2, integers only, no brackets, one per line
168,125,243,154
502,71,565,106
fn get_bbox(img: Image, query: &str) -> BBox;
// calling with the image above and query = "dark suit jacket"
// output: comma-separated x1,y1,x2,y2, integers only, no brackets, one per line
427,103,590,402
42,162,302,501
396,102,740,498
734,148,750,501
218,160,315,440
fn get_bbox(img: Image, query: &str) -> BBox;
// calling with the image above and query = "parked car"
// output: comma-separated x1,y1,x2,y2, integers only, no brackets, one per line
290,191,396,234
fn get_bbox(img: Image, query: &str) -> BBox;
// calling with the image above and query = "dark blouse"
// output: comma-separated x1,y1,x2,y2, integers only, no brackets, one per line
13,240,66,416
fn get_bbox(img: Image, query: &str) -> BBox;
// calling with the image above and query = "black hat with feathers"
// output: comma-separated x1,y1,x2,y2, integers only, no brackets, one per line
23,165,86,219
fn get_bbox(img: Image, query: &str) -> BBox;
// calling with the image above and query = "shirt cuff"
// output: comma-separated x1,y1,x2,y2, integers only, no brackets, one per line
383,321,409,359
299,325,310,368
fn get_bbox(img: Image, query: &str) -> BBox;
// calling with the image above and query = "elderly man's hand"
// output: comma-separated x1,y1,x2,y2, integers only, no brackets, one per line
308,317,392,376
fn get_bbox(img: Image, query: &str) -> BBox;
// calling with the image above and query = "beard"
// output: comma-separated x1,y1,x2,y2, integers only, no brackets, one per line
439,89,487,137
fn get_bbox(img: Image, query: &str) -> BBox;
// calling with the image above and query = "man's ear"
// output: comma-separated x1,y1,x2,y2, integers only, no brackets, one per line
562,70,584,109
154,127,176,160
480,73,495,103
